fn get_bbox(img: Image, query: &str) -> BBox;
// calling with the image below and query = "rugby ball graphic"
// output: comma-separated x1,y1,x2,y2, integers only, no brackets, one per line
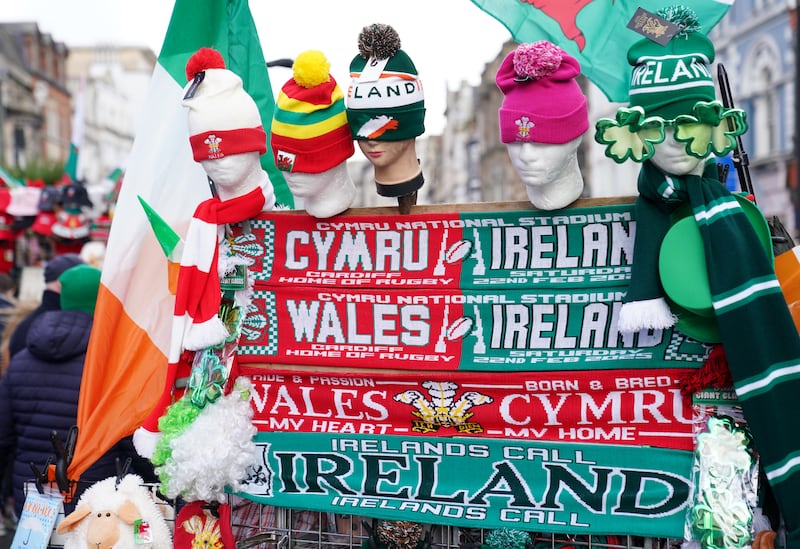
445,239,473,264
446,316,474,340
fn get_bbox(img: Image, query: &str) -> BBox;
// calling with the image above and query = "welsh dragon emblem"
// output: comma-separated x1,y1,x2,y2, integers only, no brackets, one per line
522,0,605,51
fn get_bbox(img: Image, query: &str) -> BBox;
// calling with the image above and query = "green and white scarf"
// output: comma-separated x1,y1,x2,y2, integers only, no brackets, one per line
630,160,800,544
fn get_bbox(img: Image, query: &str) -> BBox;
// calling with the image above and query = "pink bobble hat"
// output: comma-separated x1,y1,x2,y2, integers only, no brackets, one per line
496,41,588,145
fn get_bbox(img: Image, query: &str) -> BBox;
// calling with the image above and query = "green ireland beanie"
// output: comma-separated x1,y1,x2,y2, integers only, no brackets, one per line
345,23,425,141
59,264,102,315
626,8,717,120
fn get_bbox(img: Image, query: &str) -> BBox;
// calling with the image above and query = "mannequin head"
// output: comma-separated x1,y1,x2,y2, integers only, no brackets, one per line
495,41,588,209
183,48,269,202
357,137,422,214
506,136,584,209
201,151,266,201
283,162,356,218
595,9,745,169
650,127,706,176
271,50,356,218
346,24,425,212
357,139,420,185
507,137,582,186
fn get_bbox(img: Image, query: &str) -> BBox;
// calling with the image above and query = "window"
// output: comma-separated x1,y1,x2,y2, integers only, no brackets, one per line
747,41,781,157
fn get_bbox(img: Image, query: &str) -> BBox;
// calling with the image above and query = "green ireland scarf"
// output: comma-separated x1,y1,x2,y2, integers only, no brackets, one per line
630,160,800,545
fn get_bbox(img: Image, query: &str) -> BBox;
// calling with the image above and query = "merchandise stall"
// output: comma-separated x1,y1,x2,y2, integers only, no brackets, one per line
22,2,799,549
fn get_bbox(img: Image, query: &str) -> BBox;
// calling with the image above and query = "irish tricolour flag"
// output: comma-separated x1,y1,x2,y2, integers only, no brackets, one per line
69,0,290,479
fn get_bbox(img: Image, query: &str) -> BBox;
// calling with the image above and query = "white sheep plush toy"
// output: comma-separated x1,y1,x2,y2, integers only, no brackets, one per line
55,474,172,549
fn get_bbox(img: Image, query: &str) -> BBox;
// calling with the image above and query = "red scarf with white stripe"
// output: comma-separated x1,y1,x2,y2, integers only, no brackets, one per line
137,181,273,441
172,184,270,357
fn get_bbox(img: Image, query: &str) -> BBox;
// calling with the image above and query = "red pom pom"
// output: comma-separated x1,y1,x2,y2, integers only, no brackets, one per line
185,47,226,82
679,344,734,398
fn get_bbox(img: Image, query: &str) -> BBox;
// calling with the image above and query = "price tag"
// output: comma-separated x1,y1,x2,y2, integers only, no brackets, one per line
220,264,247,291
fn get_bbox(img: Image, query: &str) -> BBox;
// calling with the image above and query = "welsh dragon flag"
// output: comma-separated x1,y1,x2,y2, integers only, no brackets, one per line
69,0,289,479
469,0,735,102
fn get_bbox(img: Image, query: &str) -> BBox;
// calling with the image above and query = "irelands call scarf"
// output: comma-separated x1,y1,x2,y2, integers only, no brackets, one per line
631,160,800,544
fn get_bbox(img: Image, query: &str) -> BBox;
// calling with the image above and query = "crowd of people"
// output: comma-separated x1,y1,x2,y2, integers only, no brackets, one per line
0,253,156,538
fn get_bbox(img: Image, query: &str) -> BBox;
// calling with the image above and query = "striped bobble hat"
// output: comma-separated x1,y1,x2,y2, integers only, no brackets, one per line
346,23,425,141
626,6,717,120
271,50,354,174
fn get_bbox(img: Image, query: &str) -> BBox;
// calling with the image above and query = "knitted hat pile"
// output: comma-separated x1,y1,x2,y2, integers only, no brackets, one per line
496,41,588,144
271,50,354,174
346,23,425,141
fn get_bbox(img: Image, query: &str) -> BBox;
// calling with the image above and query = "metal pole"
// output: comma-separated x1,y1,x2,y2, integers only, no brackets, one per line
717,64,755,198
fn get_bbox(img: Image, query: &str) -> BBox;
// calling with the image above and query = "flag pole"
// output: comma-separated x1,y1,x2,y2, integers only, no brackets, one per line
717,63,755,200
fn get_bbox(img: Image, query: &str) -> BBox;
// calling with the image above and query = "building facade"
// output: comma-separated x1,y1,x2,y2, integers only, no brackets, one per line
711,0,797,234
65,45,156,190
0,22,70,173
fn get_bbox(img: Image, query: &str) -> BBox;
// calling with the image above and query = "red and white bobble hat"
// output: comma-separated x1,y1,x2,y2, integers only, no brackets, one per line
182,48,267,162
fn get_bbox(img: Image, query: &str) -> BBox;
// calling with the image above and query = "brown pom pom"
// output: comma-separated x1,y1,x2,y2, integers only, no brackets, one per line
357,23,401,60
376,520,423,549
185,47,226,82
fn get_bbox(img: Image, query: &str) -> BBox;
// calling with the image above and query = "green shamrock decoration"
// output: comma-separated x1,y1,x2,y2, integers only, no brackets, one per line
673,101,748,158
594,106,665,164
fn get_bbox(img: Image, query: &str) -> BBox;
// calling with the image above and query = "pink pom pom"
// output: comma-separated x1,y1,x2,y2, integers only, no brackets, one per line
512,41,563,81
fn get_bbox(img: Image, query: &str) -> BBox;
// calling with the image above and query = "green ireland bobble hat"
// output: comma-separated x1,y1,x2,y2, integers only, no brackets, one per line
345,23,425,141
626,6,717,121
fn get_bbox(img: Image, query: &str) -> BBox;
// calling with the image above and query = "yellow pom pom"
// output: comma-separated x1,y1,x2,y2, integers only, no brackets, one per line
293,50,331,88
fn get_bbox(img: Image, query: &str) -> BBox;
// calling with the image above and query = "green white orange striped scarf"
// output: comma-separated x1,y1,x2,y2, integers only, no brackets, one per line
632,160,800,543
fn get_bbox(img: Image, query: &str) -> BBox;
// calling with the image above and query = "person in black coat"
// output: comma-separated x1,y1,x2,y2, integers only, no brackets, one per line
0,264,154,518
7,253,84,358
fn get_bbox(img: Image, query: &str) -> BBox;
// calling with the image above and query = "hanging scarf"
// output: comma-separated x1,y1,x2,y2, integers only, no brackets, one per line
171,182,273,356
630,160,800,543
135,179,273,459
622,161,690,306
